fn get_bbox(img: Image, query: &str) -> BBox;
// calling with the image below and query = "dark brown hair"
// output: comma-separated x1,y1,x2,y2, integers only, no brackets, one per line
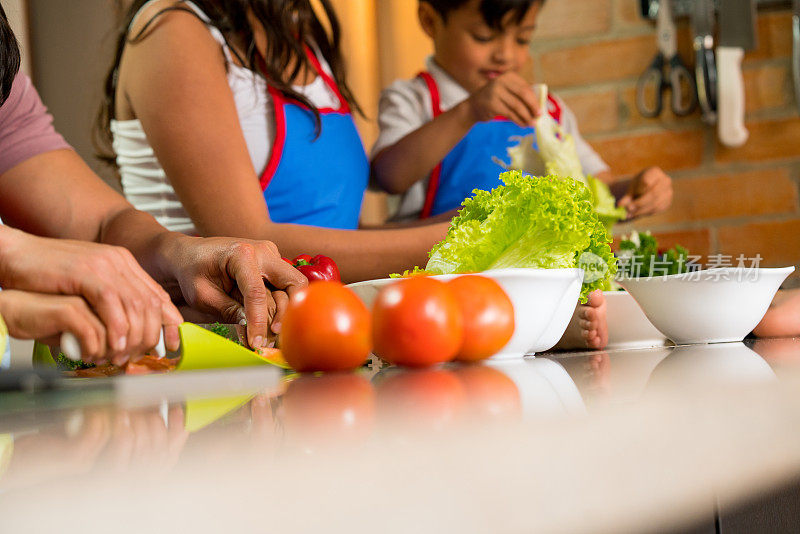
95,0,360,164
0,3,21,106
422,0,543,30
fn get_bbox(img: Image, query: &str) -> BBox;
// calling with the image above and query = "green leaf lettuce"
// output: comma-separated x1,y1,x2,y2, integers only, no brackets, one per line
533,89,627,230
425,171,616,302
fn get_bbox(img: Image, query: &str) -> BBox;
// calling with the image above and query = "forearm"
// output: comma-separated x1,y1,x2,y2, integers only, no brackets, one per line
0,149,182,285
372,101,475,195
97,206,187,285
230,221,449,283
362,209,458,229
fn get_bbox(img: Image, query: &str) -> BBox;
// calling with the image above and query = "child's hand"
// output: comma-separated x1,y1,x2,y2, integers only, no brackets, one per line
466,72,542,127
0,290,109,364
617,166,673,219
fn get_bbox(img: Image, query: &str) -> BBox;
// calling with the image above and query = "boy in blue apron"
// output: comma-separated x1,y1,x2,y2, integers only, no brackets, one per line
370,0,672,224
370,0,670,350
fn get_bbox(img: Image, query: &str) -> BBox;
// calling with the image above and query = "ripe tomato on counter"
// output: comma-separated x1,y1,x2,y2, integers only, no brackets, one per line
371,277,463,367
280,282,371,372
447,275,515,362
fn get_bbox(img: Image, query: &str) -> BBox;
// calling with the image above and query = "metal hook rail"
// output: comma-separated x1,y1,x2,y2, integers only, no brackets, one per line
641,0,790,20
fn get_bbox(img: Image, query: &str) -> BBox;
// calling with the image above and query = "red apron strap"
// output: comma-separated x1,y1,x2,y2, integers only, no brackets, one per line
304,45,350,114
546,94,562,123
260,85,287,191
417,71,443,118
418,71,443,219
258,46,345,191
257,53,287,191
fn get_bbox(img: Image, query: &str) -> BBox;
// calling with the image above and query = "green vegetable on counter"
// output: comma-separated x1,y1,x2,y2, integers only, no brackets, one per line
424,171,616,302
617,231,696,278
206,322,244,346
55,352,94,371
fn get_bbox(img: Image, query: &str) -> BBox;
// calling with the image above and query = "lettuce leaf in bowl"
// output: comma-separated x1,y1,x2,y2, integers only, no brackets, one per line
495,85,627,231
425,171,616,302
533,85,627,230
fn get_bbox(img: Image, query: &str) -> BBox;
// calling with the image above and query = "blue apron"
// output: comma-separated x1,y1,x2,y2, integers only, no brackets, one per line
418,72,563,218
259,48,367,229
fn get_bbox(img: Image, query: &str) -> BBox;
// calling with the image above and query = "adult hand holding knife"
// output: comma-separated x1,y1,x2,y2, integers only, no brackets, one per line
717,0,758,148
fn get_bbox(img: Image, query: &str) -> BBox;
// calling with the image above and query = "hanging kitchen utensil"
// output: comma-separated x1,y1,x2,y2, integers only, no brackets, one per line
793,0,800,111
717,0,758,147
690,0,718,124
636,0,697,118
640,0,659,19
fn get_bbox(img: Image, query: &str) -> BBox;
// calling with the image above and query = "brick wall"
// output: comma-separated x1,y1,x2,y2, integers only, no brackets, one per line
531,0,800,285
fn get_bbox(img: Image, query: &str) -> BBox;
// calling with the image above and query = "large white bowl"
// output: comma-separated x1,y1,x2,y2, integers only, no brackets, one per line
618,267,795,345
604,290,668,349
527,273,583,353
346,268,584,360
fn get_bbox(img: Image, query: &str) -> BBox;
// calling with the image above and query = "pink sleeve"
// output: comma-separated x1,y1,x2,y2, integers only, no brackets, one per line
0,73,71,175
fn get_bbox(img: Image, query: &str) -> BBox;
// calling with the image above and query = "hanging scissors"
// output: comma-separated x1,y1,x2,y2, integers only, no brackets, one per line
636,0,698,118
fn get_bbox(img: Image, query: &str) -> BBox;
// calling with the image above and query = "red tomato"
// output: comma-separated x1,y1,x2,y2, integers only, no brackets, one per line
454,365,522,422
372,277,463,367
280,282,372,372
447,275,515,362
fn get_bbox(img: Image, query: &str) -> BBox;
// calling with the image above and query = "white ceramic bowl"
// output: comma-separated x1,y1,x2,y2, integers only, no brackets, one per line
618,267,795,345
603,290,668,349
527,273,583,353
347,268,584,360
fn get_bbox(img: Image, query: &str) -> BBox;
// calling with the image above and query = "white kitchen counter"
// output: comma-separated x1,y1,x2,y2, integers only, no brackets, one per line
1,338,800,533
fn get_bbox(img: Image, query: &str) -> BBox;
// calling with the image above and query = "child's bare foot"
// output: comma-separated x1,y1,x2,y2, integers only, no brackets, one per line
753,289,800,338
553,290,609,350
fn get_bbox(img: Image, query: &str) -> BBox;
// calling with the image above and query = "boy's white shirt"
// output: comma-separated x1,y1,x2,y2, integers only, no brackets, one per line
372,56,610,221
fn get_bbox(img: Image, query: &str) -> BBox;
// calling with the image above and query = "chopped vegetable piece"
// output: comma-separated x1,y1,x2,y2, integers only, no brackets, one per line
55,352,94,371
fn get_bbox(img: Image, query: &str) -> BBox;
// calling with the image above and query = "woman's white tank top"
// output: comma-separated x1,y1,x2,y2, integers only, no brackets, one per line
111,0,339,233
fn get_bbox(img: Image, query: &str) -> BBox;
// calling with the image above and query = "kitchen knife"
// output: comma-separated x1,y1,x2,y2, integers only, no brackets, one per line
691,0,718,124
61,323,289,371
793,0,800,111
717,0,758,147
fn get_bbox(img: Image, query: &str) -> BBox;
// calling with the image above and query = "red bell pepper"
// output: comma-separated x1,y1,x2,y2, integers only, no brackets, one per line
283,254,341,282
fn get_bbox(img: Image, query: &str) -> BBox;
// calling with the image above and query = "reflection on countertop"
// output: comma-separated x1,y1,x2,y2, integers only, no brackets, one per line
2,338,800,532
